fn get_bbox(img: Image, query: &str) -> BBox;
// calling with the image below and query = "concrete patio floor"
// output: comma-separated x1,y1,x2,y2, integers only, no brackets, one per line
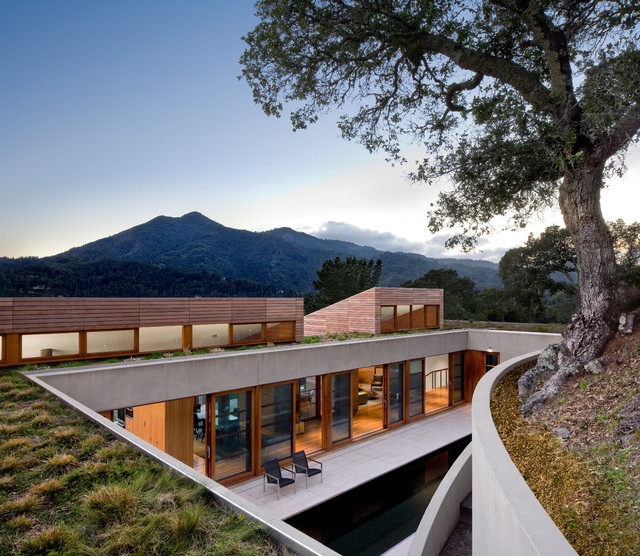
230,404,472,521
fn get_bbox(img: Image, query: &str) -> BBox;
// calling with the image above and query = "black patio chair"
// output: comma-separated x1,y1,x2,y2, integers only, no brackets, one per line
291,450,323,489
263,459,296,499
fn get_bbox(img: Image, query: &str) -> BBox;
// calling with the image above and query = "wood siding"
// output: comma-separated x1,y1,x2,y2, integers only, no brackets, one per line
0,297,303,334
304,287,444,336
0,297,304,366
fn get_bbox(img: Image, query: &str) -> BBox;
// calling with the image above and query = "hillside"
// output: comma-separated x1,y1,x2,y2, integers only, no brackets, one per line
1,212,501,295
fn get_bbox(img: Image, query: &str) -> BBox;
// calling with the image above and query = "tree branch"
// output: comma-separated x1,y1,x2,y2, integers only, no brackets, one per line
594,107,640,163
405,32,555,113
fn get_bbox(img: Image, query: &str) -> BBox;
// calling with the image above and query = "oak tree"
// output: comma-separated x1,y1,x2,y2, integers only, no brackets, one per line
241,0,640,408
305,256,382,312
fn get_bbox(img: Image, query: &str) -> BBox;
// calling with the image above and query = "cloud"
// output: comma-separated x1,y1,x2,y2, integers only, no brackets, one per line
309,221,450,258
307,221,515,263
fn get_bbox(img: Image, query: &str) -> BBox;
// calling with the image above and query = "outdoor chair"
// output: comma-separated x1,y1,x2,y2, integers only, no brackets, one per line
291,450,323,489
263,459,296,499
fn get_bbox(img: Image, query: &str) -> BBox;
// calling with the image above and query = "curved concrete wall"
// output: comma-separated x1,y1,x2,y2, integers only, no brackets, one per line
407,443,471,556
472,352,578,556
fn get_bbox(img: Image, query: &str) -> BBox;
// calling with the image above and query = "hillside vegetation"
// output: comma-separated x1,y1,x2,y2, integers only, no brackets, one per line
0,212,500,296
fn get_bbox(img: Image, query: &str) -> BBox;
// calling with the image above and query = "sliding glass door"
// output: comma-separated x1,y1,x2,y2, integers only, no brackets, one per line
213,390,252,482
331,373,351,444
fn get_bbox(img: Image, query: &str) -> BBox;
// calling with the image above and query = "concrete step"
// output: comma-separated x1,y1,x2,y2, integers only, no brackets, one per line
459,492,472,525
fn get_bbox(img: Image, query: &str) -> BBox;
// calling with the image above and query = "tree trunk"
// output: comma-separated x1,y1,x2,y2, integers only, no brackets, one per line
519,157,639,414
557,158,623,364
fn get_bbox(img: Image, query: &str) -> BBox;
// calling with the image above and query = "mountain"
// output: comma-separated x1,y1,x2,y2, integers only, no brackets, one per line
1,212,501,296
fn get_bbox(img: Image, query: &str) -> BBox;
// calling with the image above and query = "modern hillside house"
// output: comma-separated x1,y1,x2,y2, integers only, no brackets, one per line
9,289,535,491
0,296,304,368
304,286,443,335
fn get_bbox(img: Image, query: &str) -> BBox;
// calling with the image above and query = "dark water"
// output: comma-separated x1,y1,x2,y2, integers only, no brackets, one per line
285,435,471,556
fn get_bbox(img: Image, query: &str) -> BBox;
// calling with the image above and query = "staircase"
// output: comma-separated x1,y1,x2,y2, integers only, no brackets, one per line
439,492,472,555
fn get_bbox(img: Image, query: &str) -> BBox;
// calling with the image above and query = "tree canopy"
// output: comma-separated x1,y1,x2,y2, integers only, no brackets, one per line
305,256,382,312
242,1,640,380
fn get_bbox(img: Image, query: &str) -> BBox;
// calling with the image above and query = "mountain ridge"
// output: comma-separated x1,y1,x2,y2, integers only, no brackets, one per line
1,212,501,295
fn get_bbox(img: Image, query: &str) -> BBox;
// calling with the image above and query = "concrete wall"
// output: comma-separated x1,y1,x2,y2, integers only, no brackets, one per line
472,352,577,556
26,329,560,413
407,443,472,556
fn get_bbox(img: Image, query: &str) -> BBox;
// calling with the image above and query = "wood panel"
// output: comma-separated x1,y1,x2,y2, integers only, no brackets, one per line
83,299,140,330
189,298,232,323
465,350,486,402
230,298,266,323
139,298,190,326
164,397,195,466
0,299,13,330
13,298,86,332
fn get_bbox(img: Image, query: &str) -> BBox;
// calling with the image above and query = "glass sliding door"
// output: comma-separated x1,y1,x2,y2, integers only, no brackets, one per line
352,367,384,438
388,363,404,425
425,354,450,413
331,373,351,444
408,359,424,419
297,376,323,453
452,352,465,403
214,391,252,481
260,383,293,465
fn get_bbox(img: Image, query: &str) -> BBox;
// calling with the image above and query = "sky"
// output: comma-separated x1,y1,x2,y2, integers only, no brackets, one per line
1,1,638,264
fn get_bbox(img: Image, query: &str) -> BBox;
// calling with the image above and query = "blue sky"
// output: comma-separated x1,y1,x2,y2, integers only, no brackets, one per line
1,1,637,263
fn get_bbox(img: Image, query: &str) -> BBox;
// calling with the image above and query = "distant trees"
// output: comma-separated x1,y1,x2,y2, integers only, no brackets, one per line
402,268,478,320
0,259,282,298
305,257,382,313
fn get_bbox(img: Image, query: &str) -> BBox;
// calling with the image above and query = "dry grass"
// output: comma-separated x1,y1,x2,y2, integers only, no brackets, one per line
493,362,640,555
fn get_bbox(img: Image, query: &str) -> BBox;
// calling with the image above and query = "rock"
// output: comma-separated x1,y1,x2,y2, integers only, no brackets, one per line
584,358,604,374
618,313,635,335
518,344,561,401
552,427,570,439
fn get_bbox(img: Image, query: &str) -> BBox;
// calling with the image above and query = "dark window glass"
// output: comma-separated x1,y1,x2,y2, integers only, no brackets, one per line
261,383,293,464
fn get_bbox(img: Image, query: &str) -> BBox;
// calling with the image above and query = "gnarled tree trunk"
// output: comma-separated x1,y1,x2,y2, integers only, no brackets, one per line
559,158,623,364
519,157,639,414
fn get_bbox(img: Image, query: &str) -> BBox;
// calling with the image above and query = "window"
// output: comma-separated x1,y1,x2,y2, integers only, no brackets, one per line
453,353,465,403
396,305,411,330
380,306,395,332
232,323,263,344
192,324,229,348
331,373,351,444
215,391,252,481
426,305,439,328
265,321,295,342
408,359,424,418
410,305,426,329
485,352,499,373
21,332,80,359
388,363,404,425
260,383,293,464
139,326,182,352
87,330,134,354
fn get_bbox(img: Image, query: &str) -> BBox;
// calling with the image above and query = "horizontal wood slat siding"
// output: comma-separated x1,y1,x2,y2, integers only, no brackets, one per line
230,298,266,323
83,299,141,330
0,299,13,330
0,297,303,334
304,287,444,335
189,299,232,323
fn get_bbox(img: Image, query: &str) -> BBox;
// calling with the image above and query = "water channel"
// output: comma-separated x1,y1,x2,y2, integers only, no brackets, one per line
285,436,470,556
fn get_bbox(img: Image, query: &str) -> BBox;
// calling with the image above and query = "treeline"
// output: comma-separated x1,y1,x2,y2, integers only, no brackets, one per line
0,258,289,298
403,221,640,324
